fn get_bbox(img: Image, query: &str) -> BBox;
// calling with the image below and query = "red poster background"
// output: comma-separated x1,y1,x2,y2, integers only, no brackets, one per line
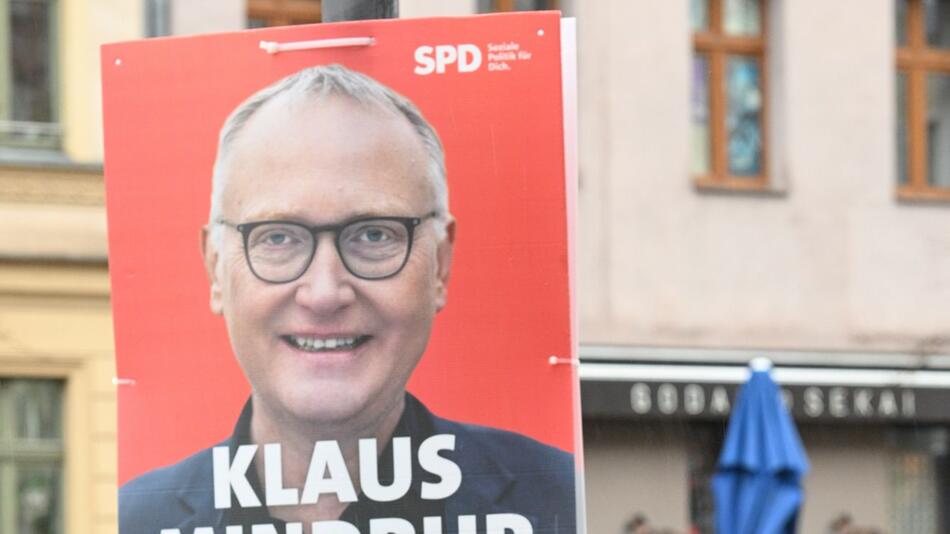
102,13,575,485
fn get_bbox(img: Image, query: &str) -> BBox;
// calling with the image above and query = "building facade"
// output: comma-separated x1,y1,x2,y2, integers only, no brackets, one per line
574,1,950,533
2,1,949,533
0,0,140,531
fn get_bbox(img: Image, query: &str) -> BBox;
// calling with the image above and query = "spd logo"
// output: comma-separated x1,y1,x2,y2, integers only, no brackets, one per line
414,44,482,75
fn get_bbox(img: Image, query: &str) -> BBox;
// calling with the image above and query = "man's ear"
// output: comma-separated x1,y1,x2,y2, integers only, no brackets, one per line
201,225,224,315
434,216,456,312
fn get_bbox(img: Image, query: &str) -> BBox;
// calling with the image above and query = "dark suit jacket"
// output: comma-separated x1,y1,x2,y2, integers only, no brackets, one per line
120,399,577,533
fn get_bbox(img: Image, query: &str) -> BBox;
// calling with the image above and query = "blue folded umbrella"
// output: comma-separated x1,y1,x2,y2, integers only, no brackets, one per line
713,360,809,534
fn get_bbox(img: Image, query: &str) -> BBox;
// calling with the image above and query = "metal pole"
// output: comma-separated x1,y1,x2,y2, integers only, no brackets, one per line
322,0,398,22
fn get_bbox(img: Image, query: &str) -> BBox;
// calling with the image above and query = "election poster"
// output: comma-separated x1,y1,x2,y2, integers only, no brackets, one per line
102,12,581,534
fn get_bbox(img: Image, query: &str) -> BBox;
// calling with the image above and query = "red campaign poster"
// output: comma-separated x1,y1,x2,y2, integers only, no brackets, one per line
103,12,580,534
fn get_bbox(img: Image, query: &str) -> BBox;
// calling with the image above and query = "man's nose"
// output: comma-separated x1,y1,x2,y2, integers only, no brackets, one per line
293,234,356,313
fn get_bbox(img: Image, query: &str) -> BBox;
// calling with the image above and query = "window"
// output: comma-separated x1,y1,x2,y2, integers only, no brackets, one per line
691,0,768,190
478,0,559,13
0,379,64,534
247,0,321,28
686,423,723,534
889,427,950,533
896,0,950,199
0,0,59,150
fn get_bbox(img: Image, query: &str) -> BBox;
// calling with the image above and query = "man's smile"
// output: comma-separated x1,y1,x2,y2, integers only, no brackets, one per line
281,334,372,352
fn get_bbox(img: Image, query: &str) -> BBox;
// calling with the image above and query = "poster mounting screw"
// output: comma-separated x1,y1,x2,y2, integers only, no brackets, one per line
548,355,577,366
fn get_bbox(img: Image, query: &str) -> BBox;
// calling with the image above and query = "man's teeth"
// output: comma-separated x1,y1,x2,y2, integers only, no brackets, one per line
288,336,361,351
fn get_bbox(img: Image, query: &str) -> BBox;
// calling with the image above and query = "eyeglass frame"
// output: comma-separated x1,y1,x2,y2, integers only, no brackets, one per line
215,210,441,284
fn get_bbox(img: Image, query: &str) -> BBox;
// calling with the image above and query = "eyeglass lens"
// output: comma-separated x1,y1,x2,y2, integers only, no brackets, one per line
245,219,412,282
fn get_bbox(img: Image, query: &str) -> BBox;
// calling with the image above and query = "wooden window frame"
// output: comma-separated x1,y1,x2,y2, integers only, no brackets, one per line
896,0,950,201
247,0,321,27
491,0,559,12
692,0,769,191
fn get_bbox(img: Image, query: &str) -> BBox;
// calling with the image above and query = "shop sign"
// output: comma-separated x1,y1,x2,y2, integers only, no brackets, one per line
581,380,945,422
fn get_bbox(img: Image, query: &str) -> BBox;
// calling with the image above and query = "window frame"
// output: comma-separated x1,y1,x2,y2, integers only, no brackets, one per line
0,0,61,151
692,0,770,191
896,0,950,200
0,378,65,534
247,0,321,28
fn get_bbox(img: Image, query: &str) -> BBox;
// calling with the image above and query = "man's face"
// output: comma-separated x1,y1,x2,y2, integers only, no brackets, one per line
204,93,453,430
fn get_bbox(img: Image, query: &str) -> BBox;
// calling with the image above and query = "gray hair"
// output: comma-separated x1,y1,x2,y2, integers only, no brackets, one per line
208,64,448,243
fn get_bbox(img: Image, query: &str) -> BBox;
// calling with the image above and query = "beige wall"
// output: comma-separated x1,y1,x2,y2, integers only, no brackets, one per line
799,427,892,533
583,422,690,533
400,0,476,18
575,0,950,358
0,260,114,533
0,166,107,260
172,0,245,36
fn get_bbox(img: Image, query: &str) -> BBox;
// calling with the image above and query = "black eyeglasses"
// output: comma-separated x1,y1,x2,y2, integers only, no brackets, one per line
217,211,439,283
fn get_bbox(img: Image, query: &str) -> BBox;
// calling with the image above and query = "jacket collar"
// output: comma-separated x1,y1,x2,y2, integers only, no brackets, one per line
417,398,521,521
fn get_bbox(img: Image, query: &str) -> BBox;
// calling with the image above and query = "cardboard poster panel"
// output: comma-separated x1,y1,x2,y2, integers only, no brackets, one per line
102,12,578,534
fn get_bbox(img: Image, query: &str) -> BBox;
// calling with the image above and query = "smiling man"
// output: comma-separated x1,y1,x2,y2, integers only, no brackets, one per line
118,65,576,534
